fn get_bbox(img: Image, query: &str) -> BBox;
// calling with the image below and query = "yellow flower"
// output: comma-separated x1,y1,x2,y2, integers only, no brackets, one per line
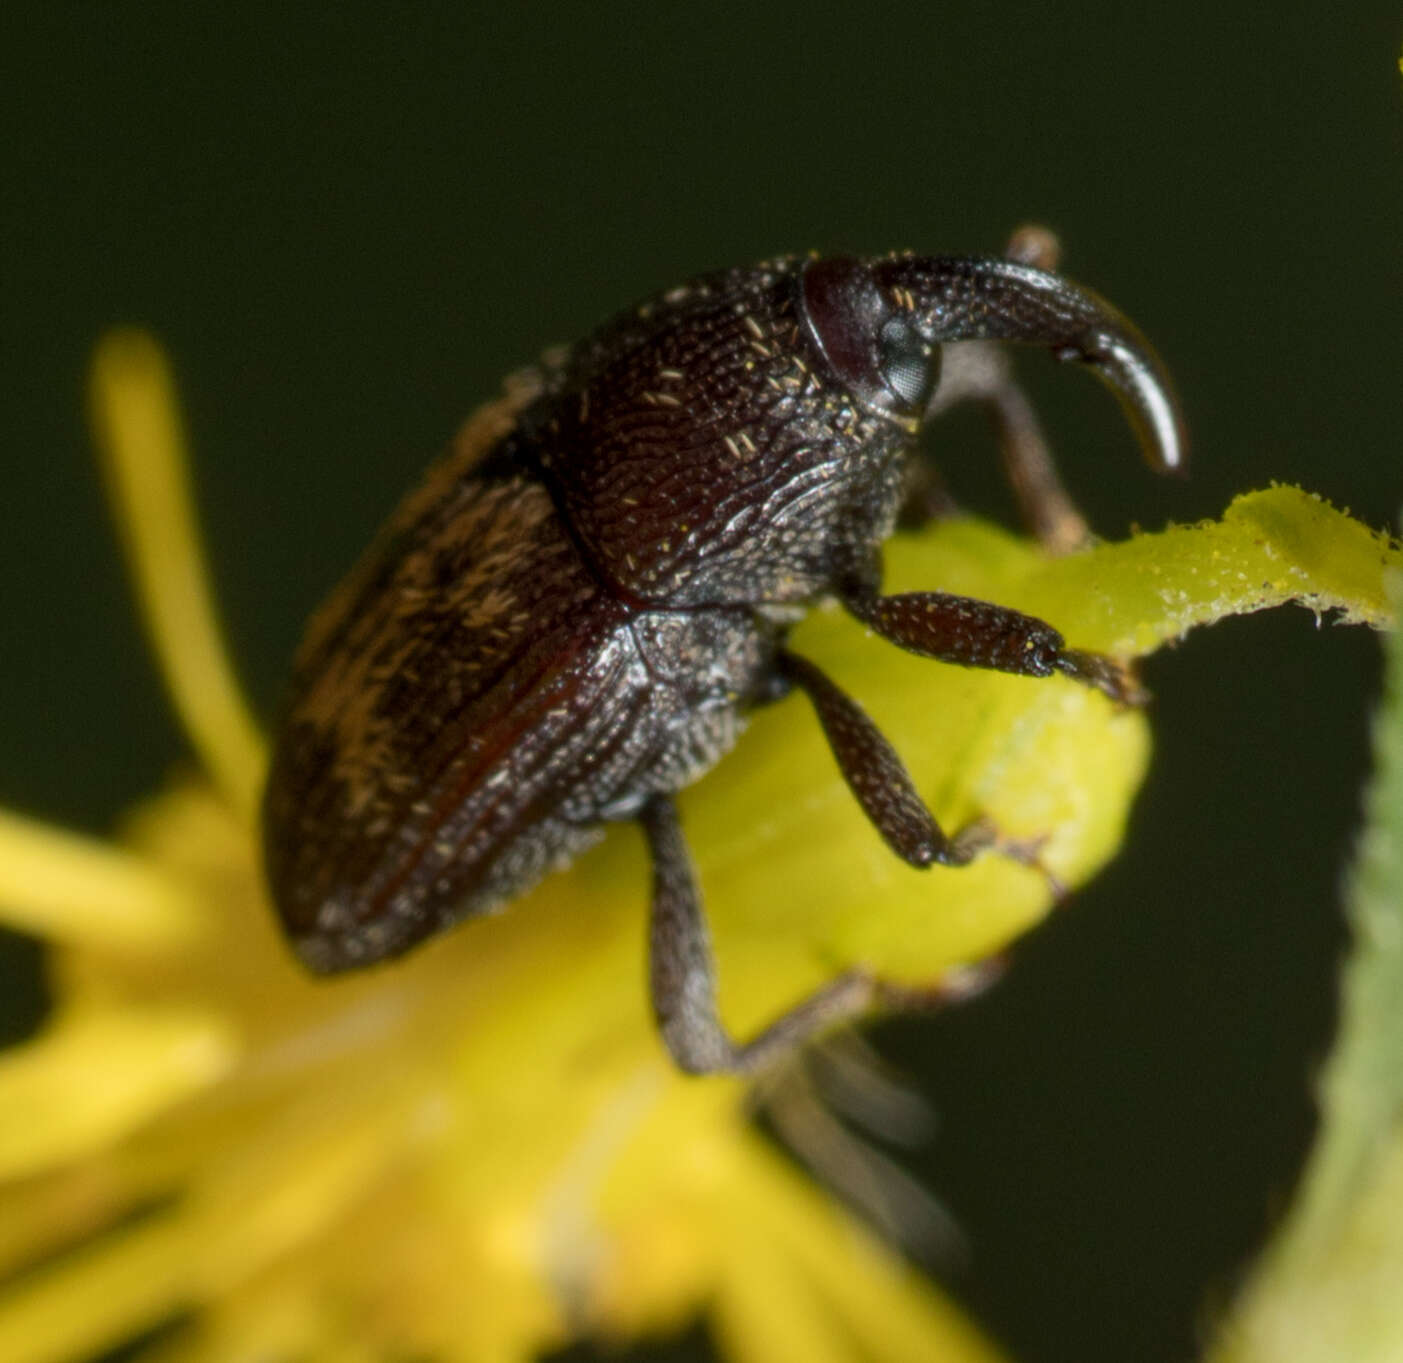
0,333,1396,1363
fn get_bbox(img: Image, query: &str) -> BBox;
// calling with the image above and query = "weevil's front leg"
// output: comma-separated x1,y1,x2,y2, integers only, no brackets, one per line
640,795,992,1075
840,572,1147,707
775,650,993,869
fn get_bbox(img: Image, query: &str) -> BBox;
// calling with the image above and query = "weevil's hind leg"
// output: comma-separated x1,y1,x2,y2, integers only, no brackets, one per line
840,573,1148,708
776,651,992,868
643,794,868,1075
640,795,995,1076
918,223,1091,555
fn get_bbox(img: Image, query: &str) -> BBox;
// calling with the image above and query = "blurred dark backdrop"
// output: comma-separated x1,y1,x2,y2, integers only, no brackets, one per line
3,7,1401,1362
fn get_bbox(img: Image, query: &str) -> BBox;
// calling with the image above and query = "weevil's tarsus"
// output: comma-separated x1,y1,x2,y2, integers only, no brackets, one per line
840,579,1144,714
872,957,1007,1012
943,814,1001,867
1057,648,1151,707
983,827,1070,903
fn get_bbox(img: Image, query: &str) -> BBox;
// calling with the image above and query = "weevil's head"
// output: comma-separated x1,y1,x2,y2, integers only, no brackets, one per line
802,252,1186,474
537,251,1184,610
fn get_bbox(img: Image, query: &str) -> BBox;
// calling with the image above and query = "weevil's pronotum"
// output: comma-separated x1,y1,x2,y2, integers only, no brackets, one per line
262,233,1185,1075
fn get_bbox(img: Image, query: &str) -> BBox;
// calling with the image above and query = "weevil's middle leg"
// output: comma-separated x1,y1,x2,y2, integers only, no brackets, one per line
640,794,995,1076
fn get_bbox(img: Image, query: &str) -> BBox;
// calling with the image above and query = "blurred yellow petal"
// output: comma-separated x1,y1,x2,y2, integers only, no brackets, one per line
715,1140,1006,1363
130,1292,325,1363
196,1085,436,1296
0,808,203,952
0,1088,410,1363
88,331,266,822
713,1243,856,1363
0,1006,237,1181
0,1167,123,1281
0,1206,199,1363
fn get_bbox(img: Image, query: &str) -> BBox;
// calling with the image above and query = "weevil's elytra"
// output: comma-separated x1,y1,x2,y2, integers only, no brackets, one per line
262,241,1186,1075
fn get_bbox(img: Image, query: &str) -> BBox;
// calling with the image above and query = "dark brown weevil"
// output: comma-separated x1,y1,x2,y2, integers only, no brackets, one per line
262,236,1185,1075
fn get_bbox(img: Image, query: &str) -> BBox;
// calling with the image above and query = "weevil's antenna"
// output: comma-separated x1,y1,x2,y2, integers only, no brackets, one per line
879,255,1187,476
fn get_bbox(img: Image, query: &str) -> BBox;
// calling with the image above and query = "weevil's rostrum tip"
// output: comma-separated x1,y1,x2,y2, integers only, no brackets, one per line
1089,325,1188,477
875,253,1188,477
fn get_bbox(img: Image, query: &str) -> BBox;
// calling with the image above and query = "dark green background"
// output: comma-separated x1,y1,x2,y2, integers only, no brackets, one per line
4,7,1401,1362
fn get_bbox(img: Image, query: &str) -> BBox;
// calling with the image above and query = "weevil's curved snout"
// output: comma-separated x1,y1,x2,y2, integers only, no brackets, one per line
1067,323,1187,476
876,255,1188,475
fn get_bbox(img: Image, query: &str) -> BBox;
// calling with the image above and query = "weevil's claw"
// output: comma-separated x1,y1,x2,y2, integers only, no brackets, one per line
871,957,1007,1014
1057,649,1150,708
946,817,1070,903
988,829,1069,903
939,815,998,867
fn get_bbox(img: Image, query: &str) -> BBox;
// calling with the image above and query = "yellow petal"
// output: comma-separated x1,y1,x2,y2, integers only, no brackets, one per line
0,1164,136,1282
0,1092,404,1363
0,807,203,951
0,1005,237,1180
718,1139,1007,1363
123,1291,324,1363
0,1206,199,1363
88,331,266,823
712,1246,856,1363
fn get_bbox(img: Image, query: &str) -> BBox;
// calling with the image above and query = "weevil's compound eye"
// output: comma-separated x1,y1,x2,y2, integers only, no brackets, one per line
877,315,940,415
801,256,939,421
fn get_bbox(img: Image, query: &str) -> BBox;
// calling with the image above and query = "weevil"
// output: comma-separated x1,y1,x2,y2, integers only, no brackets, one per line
262,234,1185,1075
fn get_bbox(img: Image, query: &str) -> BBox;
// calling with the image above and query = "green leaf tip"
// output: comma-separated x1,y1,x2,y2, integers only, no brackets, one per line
1009,485,1399,658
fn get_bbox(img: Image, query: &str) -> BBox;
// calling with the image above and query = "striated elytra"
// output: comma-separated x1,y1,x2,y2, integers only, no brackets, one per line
262,239,1186,1074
